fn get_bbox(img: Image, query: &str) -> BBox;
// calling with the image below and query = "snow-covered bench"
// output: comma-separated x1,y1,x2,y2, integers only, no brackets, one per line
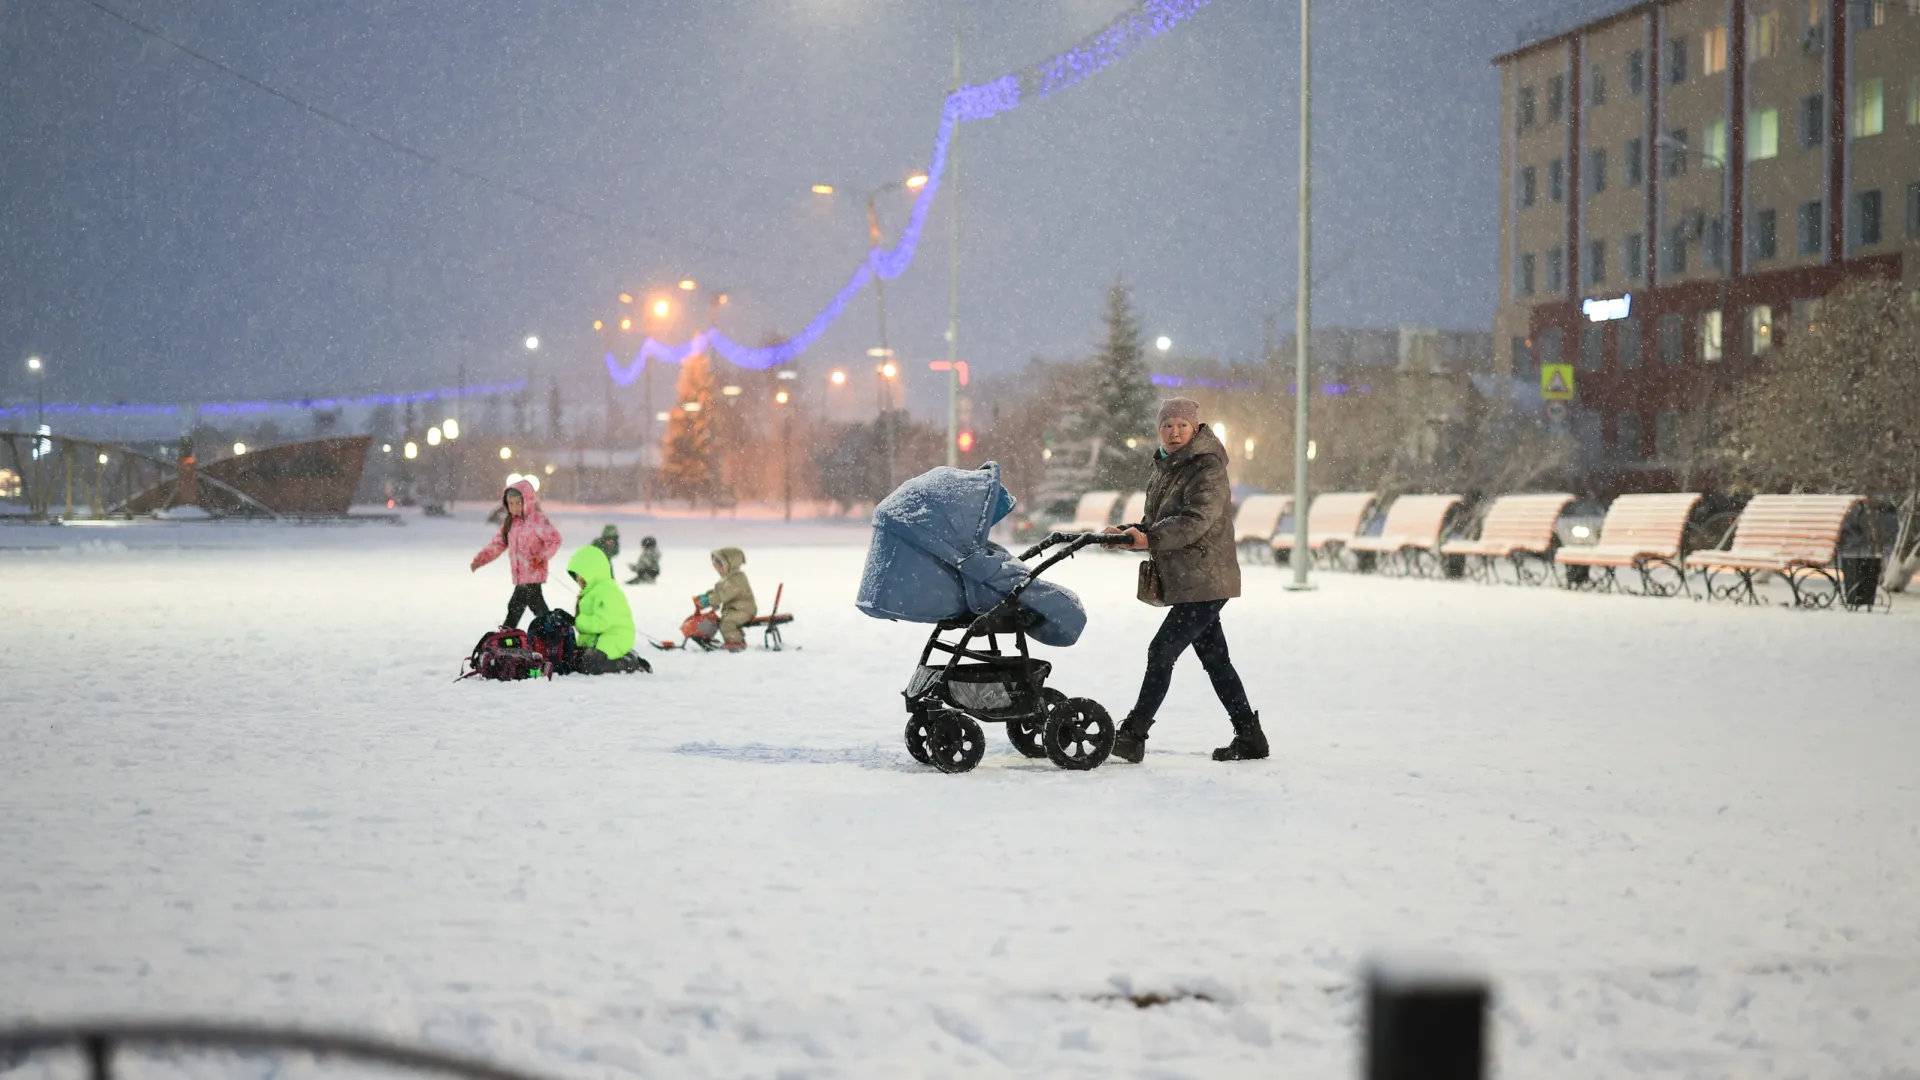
1232,493,1291,562
1347,494,1463,576
1441,493,1574,585
1555,492,1702,596
1684,494,1863,607
1058,490,1122,534
1271,491,1377,566
1119,491,1147,527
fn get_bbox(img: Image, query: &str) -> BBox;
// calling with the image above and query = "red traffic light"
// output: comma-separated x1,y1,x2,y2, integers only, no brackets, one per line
956,430,975,453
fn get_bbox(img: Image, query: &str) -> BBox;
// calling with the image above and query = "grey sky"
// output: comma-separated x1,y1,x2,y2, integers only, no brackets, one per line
2,0,1565,407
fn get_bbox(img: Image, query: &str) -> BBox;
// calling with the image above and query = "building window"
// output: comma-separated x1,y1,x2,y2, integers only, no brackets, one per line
1701,310,1724,361
1619,317,1642,370
1518,86,1537,131
1624,232,1644,280
1664,224,1690,274
1854,189,1883,247
1703,118,1728,166
1800,93,1825,146
1625,137,1644,186
1748,108,1780,159
1587,148,1607,196
1655,411,1681,459
1753,208,1778,259
1617,411,1644,460
1667,36,1689,83
1752,8,1783,59
1590,67,1608,106
1580,324,1605,371
1851,77,1884,137
1862,0,1887,26
1537,327,1565,367
1750,305,1774,356
1546,247,1565,293
1626,50,1645,95
1703,26,1728,75
1797,199,1823,254
1548,158,1565,202
1518,253,1536,296
1518,165,1537,208
1586,239,1607,285
1510,335,1530,371
1659,313,1685,364
1791,297,1822,335
1909,73,1919,125
1909,181,1920,238
1548,75,1565,122
1704,217,1727,270
1664,129,1690,177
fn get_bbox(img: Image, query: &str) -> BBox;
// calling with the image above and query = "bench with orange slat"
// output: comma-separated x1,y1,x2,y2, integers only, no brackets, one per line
1554,492,1702,595
1440,493,1574,585
1271,491,1377,566
1683,494,1864,607
1346,494,1464,576
1231,493,1292,563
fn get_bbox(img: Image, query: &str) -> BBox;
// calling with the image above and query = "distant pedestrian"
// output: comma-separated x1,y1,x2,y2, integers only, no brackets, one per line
1104,398,1266,763
470,479,563,630
594,525,621,561
627,536,661,584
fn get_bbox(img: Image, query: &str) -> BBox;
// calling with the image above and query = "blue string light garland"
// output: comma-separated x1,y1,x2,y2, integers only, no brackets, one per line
605,0,1213,386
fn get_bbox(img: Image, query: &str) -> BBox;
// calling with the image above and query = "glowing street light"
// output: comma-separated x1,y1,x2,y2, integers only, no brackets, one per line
404,442,419,460
619,293,634,304
1155,336,1172,352
232,442,247,456
721,385,743,397
26,356,42,372
880,362,899,379
97,452,109,465
682,401,703,413
830,369,848,386
499,446,512,460
774,390,790,405
651,298,671,318
427,427,442,447
811,184,835,195
906,173,929,190
525,336,540,351
593,319,604,331
619,318,633,331
442,418,460,440
678,279,697,291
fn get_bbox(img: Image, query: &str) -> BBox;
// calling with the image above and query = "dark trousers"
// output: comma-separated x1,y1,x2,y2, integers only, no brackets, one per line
1127,599,1253,724
504,583,549,628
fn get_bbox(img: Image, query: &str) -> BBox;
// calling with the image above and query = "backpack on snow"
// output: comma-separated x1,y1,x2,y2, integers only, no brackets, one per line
459,628,552,682
526,609,578,674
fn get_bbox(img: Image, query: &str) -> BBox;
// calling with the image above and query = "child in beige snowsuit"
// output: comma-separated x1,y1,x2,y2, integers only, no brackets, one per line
697,547,758,649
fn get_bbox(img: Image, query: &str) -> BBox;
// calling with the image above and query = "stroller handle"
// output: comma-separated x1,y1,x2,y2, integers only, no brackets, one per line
1017,530,1136,561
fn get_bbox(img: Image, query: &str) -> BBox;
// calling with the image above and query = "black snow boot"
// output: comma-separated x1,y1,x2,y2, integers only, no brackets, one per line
1212,712,1269,761
1111,716,1153,764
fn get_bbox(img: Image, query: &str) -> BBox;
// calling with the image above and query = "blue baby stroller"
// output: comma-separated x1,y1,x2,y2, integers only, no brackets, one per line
858,463,1130,773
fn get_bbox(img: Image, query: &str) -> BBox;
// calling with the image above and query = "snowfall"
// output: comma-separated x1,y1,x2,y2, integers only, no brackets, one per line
4,506,1919,1080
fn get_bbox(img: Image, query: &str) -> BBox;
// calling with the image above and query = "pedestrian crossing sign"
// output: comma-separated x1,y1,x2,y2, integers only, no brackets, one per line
1540,363,1575,400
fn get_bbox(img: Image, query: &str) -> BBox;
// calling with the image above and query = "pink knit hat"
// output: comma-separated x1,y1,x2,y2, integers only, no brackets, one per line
1156,397,1201,425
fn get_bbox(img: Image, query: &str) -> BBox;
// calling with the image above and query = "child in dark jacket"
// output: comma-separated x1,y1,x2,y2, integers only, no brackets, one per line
627,536,661,584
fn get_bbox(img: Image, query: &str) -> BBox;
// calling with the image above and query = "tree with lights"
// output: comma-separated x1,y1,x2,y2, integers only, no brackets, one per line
663,351,719,504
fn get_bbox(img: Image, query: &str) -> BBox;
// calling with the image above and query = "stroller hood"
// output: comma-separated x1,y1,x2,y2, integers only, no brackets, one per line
856,462,1087,647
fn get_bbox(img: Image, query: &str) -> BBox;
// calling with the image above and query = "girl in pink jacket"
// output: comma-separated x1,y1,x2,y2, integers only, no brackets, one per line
470,479,563,628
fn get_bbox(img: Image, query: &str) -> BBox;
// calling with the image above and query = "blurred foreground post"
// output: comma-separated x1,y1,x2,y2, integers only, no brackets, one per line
1287,0,1313,590
1365,963,1488,1080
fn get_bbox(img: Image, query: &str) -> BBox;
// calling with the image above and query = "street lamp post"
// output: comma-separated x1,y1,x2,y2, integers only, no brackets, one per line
25,356,45,517
1289,0,1314,591
945,3,963,468
774,386,793,521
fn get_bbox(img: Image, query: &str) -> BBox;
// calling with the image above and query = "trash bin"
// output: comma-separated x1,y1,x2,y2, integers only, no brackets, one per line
1839,555,1881,610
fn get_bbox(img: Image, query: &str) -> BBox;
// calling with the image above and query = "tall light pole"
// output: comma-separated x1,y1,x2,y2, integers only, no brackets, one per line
945,5,963,468
25,356,45,517
1288,0,1314,590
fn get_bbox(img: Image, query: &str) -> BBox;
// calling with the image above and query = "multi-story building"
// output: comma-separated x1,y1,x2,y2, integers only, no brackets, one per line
1494,0,1919,478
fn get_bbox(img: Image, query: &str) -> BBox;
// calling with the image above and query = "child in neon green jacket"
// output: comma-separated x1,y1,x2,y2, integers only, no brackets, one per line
565,546,649,674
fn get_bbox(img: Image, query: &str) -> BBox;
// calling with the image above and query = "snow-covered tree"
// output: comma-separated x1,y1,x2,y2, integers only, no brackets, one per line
1088,273,1156,490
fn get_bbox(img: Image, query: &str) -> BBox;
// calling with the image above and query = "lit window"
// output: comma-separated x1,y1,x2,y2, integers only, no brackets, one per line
1703,118,1728,166
1747,108,1779,159
1703,26,1728,75
1908,74,1919,126
1749,306,1774,356
1701,310,1724,362
1851,77,1884,137
1751,9,1782,59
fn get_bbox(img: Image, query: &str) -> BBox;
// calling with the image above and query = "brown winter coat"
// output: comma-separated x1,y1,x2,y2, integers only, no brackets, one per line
1140,425,1241,605
705,547,757,631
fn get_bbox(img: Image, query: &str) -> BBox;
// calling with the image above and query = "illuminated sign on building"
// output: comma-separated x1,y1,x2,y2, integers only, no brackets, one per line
1581,294,1633,322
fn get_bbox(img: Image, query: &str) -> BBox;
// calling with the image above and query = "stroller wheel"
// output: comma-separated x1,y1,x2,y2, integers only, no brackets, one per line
904,708,934,765
926,709,986,774
1043,697,1115,771
1006,689,1061,759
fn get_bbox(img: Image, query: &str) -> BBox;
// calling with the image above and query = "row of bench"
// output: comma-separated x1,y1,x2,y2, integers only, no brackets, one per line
1060,488,1882,611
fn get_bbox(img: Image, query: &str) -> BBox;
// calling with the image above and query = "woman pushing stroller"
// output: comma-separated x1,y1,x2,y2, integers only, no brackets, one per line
1104,398,1267,763
470,479,563,629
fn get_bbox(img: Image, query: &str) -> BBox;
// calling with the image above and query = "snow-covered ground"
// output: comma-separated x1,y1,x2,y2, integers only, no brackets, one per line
5,509,1920,1078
